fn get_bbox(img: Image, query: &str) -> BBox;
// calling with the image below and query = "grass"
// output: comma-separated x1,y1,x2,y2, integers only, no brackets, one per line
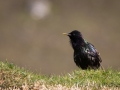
0,61,120,90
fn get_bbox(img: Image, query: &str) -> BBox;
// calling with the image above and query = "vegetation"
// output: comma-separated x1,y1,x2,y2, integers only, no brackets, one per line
0,61,120,89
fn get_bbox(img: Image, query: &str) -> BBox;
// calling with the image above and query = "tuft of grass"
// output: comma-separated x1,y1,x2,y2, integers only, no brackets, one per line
0,61,120,89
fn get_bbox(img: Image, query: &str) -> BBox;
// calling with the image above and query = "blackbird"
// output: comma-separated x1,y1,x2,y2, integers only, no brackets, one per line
63,30,102,69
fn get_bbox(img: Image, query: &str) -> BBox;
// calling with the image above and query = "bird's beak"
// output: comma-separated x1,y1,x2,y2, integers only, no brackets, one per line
63,33,68,35
63,33,71,36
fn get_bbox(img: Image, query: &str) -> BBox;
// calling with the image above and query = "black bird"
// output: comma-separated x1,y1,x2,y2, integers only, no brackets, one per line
63,30,102,69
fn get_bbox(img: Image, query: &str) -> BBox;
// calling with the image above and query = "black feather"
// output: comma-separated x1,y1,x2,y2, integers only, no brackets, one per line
66,30,102,69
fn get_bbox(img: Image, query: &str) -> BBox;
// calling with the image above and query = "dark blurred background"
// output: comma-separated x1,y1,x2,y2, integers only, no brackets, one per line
0,0,120,75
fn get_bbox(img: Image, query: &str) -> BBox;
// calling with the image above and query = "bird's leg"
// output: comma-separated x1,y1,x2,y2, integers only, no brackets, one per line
100,64,105,71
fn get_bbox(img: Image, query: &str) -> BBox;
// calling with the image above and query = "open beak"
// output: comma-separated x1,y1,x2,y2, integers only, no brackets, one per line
63,33,71,36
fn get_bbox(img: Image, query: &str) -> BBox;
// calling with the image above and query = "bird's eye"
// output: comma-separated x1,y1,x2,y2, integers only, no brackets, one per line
73,34,75,36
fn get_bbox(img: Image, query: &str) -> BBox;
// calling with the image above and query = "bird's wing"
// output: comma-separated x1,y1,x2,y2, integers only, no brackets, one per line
83,42,102,62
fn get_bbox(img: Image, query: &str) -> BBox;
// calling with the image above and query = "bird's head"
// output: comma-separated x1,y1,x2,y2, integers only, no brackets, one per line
63,30,83,41
63,30,84,49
